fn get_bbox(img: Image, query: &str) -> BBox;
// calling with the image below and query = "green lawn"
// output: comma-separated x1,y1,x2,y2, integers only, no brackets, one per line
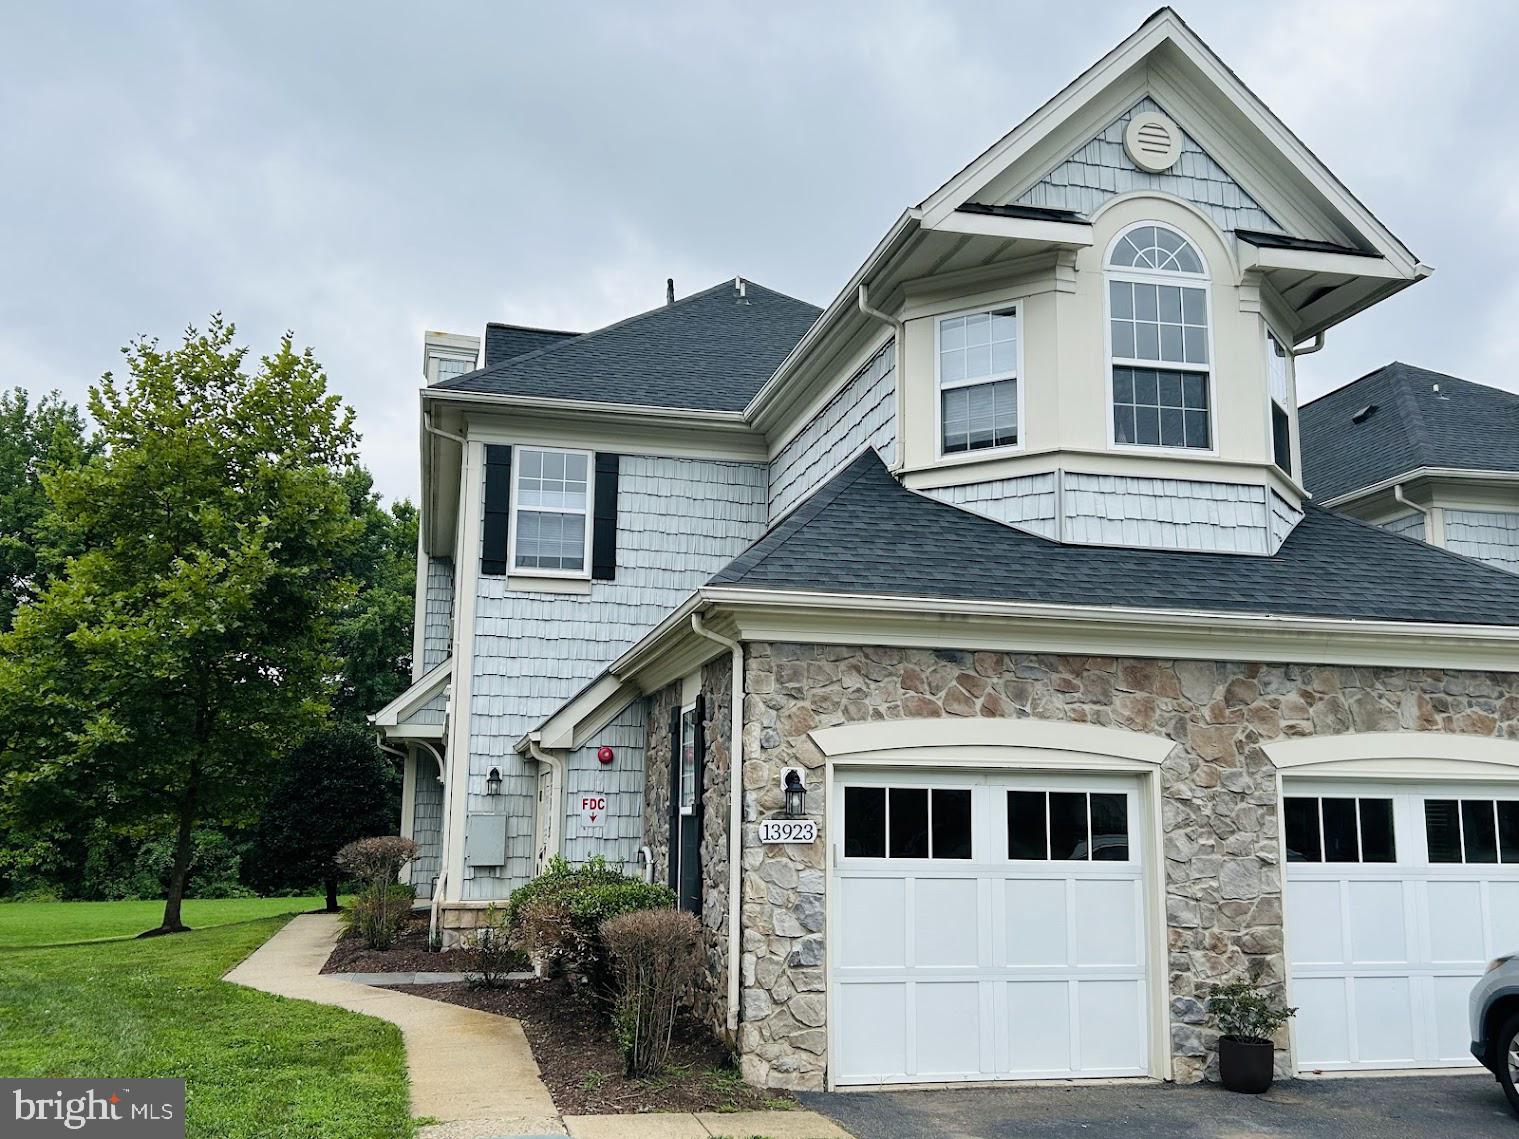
0,896,327,948
0,912,413,1139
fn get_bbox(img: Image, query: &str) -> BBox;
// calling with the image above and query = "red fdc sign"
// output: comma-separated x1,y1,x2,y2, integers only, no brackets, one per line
578,794,607,826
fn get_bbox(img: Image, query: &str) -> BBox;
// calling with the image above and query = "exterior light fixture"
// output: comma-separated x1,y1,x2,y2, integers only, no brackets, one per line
783,769,806,819
485,768,502,796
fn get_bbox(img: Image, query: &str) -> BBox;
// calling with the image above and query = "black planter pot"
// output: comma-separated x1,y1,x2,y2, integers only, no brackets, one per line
1218,1035,1275,1094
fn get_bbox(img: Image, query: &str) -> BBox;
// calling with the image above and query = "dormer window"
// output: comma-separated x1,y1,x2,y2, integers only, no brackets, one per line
1266,330,1294,474
1106,224,1212,451
937,306,1020,455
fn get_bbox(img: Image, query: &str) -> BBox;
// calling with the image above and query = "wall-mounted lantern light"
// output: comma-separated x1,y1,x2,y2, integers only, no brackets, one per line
783,768,806,819
485,767,502,796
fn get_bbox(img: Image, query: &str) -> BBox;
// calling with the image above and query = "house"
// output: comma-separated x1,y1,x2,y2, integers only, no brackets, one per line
1300,362,1519,573
373,8,1519,1091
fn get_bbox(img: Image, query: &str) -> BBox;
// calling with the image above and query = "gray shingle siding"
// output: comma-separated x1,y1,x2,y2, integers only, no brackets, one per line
422,557,454,673
1269,491,1303,554
768,341,897,521
560,700,648,871
921,473,1058,538
1381,512,1427,542
1015,97,1284,235
1445,509,1519,574
1063,473,1275,553
464,454,768,897
410,765,444,901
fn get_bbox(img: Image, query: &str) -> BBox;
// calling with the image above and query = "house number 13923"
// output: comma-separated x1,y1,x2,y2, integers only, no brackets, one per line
759,818,817,844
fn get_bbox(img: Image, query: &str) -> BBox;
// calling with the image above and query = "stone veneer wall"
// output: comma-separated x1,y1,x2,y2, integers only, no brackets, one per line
738,642,1519,1090
641,659,736,1038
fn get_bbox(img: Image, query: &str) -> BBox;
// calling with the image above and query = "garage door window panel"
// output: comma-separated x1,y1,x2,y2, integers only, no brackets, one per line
1007,790,1130,862
1283,796,1395,863
1427,798,1519,863
844,784,974,861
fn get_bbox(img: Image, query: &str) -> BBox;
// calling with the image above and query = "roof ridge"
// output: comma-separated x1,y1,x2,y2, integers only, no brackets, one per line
458,278,807,384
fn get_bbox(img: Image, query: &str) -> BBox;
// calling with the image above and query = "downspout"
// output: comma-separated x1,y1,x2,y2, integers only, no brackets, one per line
1289,331,1325,358
858,284,906,473
690,612,744,1035
414,739,449,946
526,737,566,867
1393,484,1442,546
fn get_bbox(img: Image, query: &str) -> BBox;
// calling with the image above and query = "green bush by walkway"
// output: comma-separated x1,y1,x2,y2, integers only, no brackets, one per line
0,915,412,1139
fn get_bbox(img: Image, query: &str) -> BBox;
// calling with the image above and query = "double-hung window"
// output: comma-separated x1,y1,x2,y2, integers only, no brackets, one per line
510,447,592,575
1107,224,1212,451
1266,330,1294,475
938,307,1019,455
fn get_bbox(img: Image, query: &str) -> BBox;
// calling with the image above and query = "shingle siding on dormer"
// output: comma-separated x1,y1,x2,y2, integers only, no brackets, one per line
1445,509,1519,575
1015,97,1284,235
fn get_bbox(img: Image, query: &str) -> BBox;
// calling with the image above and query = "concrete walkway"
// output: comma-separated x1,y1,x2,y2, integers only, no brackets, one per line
225,913,563,1137
227,913,850,1139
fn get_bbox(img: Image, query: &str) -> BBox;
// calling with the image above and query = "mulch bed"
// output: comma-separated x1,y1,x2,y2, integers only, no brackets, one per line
320,914,476,975
393,976,793,1116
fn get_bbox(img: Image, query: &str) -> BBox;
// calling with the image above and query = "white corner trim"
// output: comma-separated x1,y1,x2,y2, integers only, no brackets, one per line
809,717,1173,765
1265,732,1519,781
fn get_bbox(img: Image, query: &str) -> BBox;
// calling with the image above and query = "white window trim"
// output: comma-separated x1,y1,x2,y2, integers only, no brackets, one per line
507,445,594,579
678,703,697,816
1103,221,1218,458
933,302,1025,461
1265,326,1296,476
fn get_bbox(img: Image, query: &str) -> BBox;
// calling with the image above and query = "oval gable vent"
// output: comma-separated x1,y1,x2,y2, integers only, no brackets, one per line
1124,111,1183,174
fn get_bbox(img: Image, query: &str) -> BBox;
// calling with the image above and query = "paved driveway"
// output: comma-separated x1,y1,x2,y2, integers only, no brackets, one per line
800,1074,1518,1138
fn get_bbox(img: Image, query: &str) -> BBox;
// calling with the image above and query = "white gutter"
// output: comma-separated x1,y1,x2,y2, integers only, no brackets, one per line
1290,332,1326,358
1317,467,1519,510
856,284,906,474
526,737,566,865
689,612,745,1036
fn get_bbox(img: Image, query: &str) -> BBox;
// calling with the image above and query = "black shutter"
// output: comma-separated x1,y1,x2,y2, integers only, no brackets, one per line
481,445,512,575
591,453,620,581
687,693,706,916
667,703,682,893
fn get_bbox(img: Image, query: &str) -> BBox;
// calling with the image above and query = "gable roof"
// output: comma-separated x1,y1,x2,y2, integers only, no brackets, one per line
917,7,1421,272
710,451,1519,627
483,323,579,368
1300,363,1519,502
434,280,821,412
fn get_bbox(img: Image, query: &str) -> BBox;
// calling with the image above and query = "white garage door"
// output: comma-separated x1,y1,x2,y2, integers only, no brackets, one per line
830,770,1151,1085
1285,779,1519,1071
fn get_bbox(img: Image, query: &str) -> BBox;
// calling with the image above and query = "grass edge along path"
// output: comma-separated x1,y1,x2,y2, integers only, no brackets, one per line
0,896,330,949
0,914,414,1139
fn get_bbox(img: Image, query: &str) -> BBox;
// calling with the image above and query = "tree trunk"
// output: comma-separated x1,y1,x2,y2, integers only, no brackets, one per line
325,875,339,912
157,758,202,934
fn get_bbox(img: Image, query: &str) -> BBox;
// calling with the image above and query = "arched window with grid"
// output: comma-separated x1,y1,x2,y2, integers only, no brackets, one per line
1106,224,1212,451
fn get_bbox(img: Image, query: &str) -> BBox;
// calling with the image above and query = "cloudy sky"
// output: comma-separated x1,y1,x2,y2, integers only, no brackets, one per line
3,1,1516,503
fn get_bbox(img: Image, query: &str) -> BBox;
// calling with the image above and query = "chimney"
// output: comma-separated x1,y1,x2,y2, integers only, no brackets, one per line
422,330,482,386
666,278,675,305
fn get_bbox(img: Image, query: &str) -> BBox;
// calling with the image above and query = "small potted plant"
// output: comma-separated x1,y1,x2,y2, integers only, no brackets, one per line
1208,981,1297,1094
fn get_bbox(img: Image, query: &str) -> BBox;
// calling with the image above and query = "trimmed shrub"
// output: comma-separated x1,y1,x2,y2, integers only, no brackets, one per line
506,856,674,1001
602,908,703,1076
337,836,419,950
1208,981,1297,1044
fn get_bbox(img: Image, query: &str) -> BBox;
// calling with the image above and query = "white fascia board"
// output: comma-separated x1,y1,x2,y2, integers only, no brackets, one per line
744,210,921,432
422,387,753,432
374,658,453,727
930,212,1094,247
535,674,639,752
462,410,766,464
701,586,1519,671
917,16,1168,226
1240,243,1403,281
1320,468,1519,510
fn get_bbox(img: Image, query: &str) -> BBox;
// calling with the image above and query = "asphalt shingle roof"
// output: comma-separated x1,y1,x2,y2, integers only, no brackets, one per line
482,323,578,368
436,280,821,412
709,450,1519,626
1300,363,1519,502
